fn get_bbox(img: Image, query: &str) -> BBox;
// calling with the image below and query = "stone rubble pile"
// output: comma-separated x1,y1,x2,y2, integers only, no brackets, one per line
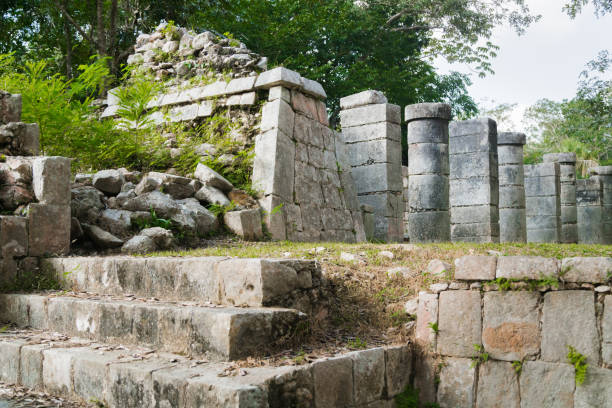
0,91,40,157
71,163,264,254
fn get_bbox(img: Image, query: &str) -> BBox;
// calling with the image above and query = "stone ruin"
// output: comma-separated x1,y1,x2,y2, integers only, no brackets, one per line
0,23,610,408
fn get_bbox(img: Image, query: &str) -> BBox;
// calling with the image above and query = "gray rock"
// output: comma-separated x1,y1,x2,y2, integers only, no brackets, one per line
193,163,233,192
176,198,219,236
194,143,218,157
575,366,612,407
140,227,174,249
191,31,215,50
454,256,497,280
92,169,125,195
83,224,123,248
70,216,83,240
436,357,475,408
194,185,230,206
476,361,520,408
519,361,574,408
121,235,157,254
340,90,388,110
437,290,481,357
427,259,451,277
223,209,263,241
135,175,161,195
98,209,133,237
123,191,179,218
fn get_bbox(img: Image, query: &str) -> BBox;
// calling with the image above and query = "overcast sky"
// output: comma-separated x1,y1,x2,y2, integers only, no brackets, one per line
435,0,612,131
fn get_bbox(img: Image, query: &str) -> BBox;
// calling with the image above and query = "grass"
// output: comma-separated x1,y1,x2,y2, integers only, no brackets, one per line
567,345,588,386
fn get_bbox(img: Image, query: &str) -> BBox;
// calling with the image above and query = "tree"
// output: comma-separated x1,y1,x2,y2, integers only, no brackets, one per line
564,0,612,18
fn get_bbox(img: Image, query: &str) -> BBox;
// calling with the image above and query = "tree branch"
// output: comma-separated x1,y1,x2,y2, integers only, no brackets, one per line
54,0,98,48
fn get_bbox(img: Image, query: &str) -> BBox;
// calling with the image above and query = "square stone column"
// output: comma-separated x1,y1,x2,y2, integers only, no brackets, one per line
576,178,604,244
589,166,612,244
402,165,409,240
340,90,403,242
525,163,561,243
449,118,500,243
404,103,451,242
498,132,527,242
543,153,578,243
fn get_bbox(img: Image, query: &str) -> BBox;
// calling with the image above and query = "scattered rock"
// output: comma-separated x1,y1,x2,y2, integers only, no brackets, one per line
429,283,449,294
595,285,610,293
405,298,418,315
140,227,174,249
194,163,234,192
92,169,124,195
427,259,451,278
122,235,156,254
379,250,394,259
83,224,124,248
386,267,414,279
223,209,263,240
195,185,230,206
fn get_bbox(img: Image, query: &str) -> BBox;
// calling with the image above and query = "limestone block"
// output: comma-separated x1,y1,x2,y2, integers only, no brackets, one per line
350,348,385,404
20,343,49,390
449,151,497,179
351,162,402,194
258,194,286,240
312,356,354,408
107,358,172,407
541,291,599,364
299,77,326,99
225,76,256,94
415,292,438,350
449,177,499,207
73,349,123,403
255,67,302,89
451,205,498,225
496,256,559,280
43,347,82,396
437,290,481,357
261,98,295,137
384,345,412,398
498,146,525,166
340,90,387,110
408,175,449,210
406,120,449,144
561,257,612,283
28,203,70,256
92,169,125,195
449,117,496,138
195,185,230,206
408,211,450,243
346,138,402,167
408,143,449,174
543,152,577,164
561,205,578,222
519,361,574,408
339,103,401,127
451,223,499,242
499,164,524,186
0,215,28,257
604,295,612,365
574,366,612,408
525,175,560,197
436,357,476,408
499,208,527,243
525,162,559,178
476,361,520,408
483,291,540,361
0,339,22,383
497,131,526,146
412,353,437,405
405,103,451,122
268,86,291,103
526,196,560,215
342,122,401,143
454,256,496,280
223,209,263,241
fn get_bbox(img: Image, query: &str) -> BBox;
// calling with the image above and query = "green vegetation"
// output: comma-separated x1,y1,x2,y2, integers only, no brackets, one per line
567,345,588,386
346,337,368,350
488,273,560,292
471,344,489,368
512,360,523,375
428,322,439,334
395,385,440,408
131,209,173,231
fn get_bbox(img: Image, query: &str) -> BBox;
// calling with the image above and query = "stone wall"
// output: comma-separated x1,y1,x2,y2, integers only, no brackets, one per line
576,178,604,244
0,92,71,286
415,255,612,407
544,153,578,243
590,166,612,244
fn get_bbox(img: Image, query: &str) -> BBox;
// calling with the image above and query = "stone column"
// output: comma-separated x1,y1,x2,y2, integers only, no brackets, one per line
524,163,561,243
449,118,499,242
589,166,612,244
497,132,527,242
404,103,451,242
543,153,578,243
402,165,410,241
340,90,403,242
576,178,604,244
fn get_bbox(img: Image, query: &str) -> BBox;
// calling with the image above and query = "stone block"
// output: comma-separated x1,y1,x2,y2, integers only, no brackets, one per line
526,215,561,230
350,348,385,404
577,205,604,244
0,91,22,123
300,76,327,99
255,67,302,89
346,138,401,167
73,349,123,403
408,175,449,210
499,185,526,208
340,103,401,127
415,292,438,350
541,291,599,364
258,195,286,240
561,205,577,223
450,151,498,180
408,143,449,175
574,366,612,408
450,205,498,224
543,152,577,164
498,145,524,165
92,169,124,195
291,90,318,119
27,203,70,256
351,162,402,194
0,215,28,257
405,103,451,122
42,347,81,396
406,120,449,144
223,209,263,241
561,257,612,283
499,164,524,186
313,356,354,408
497,131,526,145
525,162,559,178
437,290,481,357
20,343,49,389
527,228,560,243
454,256,496,280
451,222,499,241
519,361,574,408
268,86,291,103
436,357,475,408
450,177,498,207
260,99,295,137
225,76,256,94
252,129,295,201
499,208,527,243
496,256,559,280
384,345,412,398
526,196,559,215
342,122,401,143
482,291,540,361
525,175,560,197
408,211,450,243
340,90,387,110
107,358,172,408
476,361,520,408
0,339,22,383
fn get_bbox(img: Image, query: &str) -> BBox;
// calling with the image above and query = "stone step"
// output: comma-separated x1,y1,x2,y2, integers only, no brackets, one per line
41,256,322,312
0,329,410,408
0,293,304,361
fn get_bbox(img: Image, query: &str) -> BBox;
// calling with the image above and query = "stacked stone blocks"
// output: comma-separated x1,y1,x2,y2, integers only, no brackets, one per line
449,118,500,242
339,90,403,242
576,177,604,244
402,165,409,240
524,162,562,242
589,166,612,244
544,153,578,243
252,68,365,242
404,103,452,242
497,132,527,242
416,255,612,407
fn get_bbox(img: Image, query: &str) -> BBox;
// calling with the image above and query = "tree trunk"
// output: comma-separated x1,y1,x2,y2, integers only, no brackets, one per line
61,1,73,79
96,0,106,56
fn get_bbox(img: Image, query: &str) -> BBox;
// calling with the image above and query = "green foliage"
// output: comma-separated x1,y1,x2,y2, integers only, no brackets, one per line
395,385,440,408
346,337,368,350
428,322,439,334
208,202,237,218
567,345,588,385
512,360,523,375
390,310,411,327
0,268,62,293
471,344,489,368
132,209,173,231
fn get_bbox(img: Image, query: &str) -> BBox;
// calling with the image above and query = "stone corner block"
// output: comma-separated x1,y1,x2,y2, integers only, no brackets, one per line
349,347,385,404
415,292,438,351
255,67,302,90
27,203,71,257
497,132,526,146
561,257,612,284
32,156,71,205
223,209,263,241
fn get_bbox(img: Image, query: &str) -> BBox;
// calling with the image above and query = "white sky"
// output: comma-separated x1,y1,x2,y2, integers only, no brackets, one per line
434,0,612,132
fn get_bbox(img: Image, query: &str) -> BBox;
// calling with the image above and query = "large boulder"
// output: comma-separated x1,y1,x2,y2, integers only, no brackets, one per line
83,224,124,248
140,227,174,249
121,235,156,254
98,209,133,237
71,186,105,224
194,163,233,192
123,191,179,218
92,169,125,195
223,209,263,241
195,185,230,206
176,198,219,236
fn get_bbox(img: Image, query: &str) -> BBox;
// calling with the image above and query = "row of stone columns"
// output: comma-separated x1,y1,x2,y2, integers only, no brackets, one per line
339,91,610,244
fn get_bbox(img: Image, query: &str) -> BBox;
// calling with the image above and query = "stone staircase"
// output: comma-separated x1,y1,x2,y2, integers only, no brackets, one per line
0,257,412,407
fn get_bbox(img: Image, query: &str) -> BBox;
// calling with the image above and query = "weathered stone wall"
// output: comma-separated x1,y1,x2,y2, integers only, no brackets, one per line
525,162,562,243
339,90,403,242
576,178,604,244
498,132,527,242
0,92,71,286
449,118,500,243
416,255,612,407
253,68,366,242
590,166,612,244
544,153,578,243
